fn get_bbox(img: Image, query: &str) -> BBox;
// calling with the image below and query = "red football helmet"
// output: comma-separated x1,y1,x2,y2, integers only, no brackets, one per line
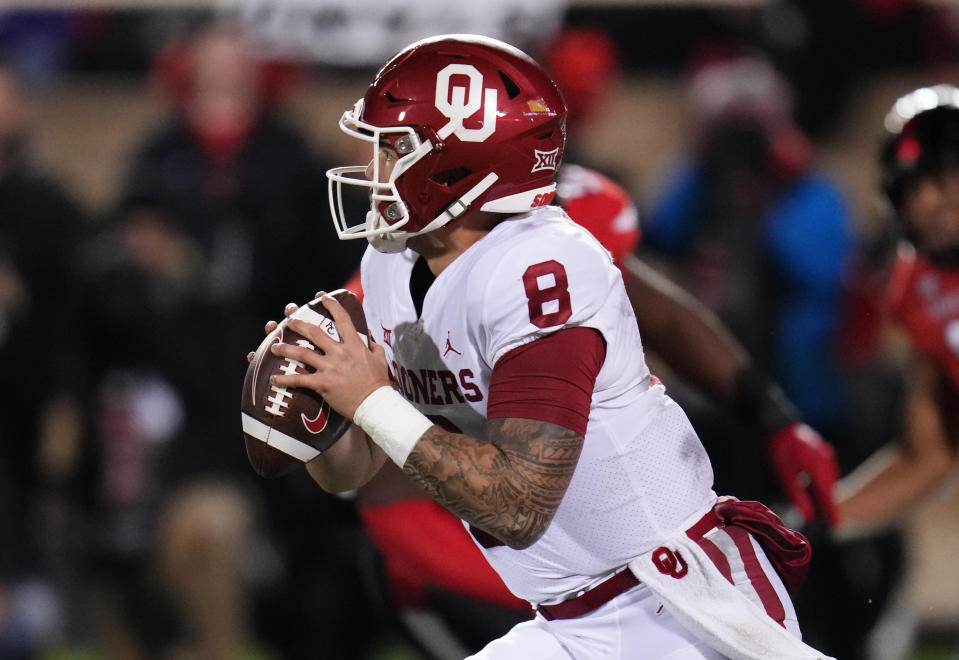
881,84,959,265
327,34,567,252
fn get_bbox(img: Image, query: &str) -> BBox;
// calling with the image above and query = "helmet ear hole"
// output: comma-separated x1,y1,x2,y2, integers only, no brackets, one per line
498,70,521,99
430,167,473,187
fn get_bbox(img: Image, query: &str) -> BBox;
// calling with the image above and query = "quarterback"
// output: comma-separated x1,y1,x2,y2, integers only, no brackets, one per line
269,35,831,659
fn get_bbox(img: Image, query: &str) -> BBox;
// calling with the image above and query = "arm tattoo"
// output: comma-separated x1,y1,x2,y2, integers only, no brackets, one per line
402,417,583,549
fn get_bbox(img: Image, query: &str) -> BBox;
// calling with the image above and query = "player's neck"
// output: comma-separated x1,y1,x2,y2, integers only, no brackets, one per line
408,214,498,276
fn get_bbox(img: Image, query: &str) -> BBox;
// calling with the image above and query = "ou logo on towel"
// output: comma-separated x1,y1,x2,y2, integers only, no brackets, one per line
652,546,688,579
435,64,498,143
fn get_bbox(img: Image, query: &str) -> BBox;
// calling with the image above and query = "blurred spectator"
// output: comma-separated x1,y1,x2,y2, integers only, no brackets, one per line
74,25,370,659
643,53,853,440
0,11,80,89
542,27,620,168
0,58,90,658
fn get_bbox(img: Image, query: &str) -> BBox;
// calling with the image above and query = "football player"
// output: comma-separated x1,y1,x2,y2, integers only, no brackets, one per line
333,163,840,658
269,35,831,658
835,85,959,536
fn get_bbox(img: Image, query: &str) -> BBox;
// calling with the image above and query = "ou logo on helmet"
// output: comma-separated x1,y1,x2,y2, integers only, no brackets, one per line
434,64,498,143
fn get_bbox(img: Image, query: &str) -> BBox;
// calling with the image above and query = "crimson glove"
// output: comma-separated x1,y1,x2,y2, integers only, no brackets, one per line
768,422,841,529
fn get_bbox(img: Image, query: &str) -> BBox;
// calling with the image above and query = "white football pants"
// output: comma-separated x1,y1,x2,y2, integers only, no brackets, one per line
467,534,800,660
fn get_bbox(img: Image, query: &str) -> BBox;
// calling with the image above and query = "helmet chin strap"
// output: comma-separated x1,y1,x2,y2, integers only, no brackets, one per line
368,172,500,253
425,172,500,229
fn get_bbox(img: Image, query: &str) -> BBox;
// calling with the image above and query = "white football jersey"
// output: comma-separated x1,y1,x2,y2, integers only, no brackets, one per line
360,206,716,605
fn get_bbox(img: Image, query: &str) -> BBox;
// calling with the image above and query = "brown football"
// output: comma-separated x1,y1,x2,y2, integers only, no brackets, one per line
240,289,368,478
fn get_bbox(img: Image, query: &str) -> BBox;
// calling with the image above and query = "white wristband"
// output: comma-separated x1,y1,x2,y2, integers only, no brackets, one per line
353,385,433,467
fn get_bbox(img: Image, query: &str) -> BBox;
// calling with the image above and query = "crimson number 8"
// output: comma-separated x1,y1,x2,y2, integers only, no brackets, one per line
522,260,572,328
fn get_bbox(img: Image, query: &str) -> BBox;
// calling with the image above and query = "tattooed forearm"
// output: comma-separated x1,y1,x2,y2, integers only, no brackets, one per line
402,417,584,549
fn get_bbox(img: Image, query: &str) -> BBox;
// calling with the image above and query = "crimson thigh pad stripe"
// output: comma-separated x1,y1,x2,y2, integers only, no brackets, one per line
722,525,787,626
687,531,733,586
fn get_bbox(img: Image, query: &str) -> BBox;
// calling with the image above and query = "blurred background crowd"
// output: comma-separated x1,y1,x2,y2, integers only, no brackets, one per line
0,0,957,659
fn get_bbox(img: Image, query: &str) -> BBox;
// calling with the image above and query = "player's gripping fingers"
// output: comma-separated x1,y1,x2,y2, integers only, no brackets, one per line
260,302,299,336
319,294,365,348
271,320,389,419
268,370,324,400
285,318,339,355
270,340,323,373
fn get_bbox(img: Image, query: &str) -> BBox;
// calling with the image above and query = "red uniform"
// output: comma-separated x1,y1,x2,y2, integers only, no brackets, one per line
555,163,640,266
345,165,641,613
885,244,959,392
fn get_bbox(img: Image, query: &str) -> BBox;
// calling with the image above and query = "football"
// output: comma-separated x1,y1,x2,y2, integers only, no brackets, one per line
241,289,368,478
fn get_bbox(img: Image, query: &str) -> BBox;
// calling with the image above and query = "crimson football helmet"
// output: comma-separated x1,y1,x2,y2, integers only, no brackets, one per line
327,34,567,252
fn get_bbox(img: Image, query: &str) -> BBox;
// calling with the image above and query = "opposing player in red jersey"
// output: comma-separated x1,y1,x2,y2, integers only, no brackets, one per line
836,85,959,536
265,35,833,658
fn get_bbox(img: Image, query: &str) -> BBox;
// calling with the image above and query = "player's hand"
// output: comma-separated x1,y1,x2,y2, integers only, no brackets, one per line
768,422,841,529
247,297,320,363
269,292,389,420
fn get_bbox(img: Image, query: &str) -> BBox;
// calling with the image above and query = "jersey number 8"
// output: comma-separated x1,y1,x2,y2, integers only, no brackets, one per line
522,260,572,328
